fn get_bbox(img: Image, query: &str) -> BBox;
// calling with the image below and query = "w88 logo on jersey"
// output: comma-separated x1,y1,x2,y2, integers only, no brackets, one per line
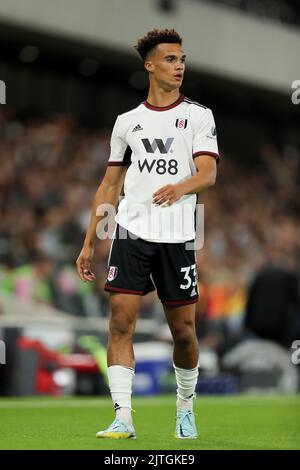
138,158,178,175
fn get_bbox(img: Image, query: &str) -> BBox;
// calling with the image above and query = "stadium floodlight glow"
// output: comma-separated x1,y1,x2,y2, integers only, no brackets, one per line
0,80,6,104
19,46,40,63
129,71,148,90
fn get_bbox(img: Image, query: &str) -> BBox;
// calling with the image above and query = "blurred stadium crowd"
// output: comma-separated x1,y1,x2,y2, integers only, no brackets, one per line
200,0,300,26
0,106,299,354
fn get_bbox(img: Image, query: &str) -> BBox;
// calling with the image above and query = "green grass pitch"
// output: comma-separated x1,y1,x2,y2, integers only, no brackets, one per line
0,395,299,450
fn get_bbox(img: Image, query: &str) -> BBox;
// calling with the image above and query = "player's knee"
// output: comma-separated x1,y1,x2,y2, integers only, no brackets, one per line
109,306,135,338
172,322,196,347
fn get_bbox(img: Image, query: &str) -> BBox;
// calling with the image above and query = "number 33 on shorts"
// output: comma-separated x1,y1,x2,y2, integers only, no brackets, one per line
180,264,198,292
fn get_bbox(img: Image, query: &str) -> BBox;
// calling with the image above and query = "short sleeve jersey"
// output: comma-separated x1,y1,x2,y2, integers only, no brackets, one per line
108,95,219,243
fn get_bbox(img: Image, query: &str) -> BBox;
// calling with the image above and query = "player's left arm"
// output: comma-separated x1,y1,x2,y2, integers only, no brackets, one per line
152,155,217,206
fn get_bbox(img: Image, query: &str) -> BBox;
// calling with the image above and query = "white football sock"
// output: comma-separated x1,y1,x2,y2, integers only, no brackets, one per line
107,365,134,425
174,365,199,412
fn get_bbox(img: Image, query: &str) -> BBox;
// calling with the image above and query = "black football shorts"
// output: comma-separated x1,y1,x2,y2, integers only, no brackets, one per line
104,224,199,306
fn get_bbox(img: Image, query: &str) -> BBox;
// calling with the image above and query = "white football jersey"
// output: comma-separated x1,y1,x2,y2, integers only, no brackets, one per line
108,95,219,243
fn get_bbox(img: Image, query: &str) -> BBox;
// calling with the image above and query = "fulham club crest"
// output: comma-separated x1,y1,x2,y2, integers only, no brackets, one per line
108,266,118,281
175,118,188,129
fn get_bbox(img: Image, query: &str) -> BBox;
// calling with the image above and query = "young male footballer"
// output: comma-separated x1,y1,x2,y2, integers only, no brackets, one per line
76,28,219,439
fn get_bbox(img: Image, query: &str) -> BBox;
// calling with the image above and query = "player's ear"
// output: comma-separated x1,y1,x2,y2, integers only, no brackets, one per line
144,60,154,73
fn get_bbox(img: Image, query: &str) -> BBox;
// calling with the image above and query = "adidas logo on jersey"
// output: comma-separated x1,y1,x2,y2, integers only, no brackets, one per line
132,124,143,132
190,287,197,297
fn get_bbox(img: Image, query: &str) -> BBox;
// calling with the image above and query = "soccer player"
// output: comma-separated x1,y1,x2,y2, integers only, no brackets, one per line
76,28,219,439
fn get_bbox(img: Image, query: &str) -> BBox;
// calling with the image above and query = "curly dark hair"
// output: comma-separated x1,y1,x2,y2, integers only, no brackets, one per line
134,28,182,61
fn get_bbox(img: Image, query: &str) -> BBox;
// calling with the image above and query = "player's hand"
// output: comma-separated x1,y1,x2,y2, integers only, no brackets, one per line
76,245,96,282
152,184,183,206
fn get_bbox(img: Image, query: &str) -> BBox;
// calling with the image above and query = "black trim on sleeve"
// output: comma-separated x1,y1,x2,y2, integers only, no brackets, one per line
193,151,220,164
108,145,132,167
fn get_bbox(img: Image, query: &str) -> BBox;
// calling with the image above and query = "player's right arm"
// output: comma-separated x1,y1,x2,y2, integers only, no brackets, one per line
76,165,126,282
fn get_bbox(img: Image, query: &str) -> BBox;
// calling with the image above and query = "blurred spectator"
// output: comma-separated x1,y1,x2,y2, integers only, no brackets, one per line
1,252,54,305
244,247,300,347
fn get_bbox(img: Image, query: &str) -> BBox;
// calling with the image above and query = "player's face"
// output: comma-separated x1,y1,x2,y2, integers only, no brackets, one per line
145,43,186,90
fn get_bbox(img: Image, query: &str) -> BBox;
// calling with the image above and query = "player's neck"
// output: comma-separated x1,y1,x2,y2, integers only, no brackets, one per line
146,87,181,108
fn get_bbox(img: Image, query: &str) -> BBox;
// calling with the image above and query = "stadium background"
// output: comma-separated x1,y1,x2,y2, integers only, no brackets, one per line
0,0,300,450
